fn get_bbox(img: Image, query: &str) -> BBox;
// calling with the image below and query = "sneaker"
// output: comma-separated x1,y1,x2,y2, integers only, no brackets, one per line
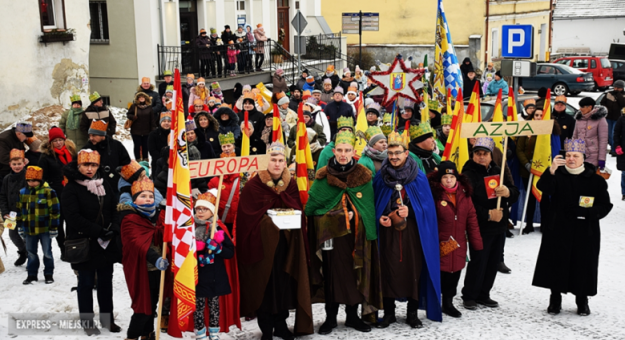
476,298,499,308
498,262,512,274
463,300,478,310
45,275,54,284
23,276,38,285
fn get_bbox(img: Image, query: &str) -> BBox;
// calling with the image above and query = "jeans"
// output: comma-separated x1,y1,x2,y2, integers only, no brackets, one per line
77,263,115,325
607,119,617,150
24,232,54,276
621,170,625,195
131,134,150,160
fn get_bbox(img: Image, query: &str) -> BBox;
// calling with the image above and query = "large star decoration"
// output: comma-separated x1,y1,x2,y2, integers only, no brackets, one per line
368,56,425,106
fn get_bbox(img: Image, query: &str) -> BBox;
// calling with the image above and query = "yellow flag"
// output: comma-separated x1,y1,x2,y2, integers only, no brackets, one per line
491,89,505,154
531,90,552,202
241,111,250,157
354,93,368,156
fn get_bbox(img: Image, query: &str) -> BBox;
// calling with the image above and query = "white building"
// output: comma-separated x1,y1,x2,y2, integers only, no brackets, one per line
0,0,91,124
552,0,625,57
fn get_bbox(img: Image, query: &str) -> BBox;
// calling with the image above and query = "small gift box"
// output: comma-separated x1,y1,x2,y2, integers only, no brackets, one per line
267,209,302,230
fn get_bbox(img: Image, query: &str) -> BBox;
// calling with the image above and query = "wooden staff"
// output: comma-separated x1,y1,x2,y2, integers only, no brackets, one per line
496,136,508,210
209,174,225,240
155,242,168,340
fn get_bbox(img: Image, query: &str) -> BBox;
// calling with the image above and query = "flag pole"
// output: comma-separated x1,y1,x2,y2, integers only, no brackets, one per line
209,174,225,240
155,244,168,340
518,173,534,236
496,136,508,210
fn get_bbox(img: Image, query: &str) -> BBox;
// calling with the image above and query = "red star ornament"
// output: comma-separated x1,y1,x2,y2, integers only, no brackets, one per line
368,56,425,106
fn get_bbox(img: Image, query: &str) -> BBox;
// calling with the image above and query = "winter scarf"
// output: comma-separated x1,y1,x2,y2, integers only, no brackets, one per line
441,182,459,193
379,156,419,187
565,164,585,175
130,202,156,218
66,107,83,130
76,177,106,196
328,156,355,174
196,86,210,101
54,145,73,165
363,145,387,162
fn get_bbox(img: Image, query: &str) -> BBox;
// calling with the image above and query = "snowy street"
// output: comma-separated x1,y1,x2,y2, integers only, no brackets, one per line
2,91,625,340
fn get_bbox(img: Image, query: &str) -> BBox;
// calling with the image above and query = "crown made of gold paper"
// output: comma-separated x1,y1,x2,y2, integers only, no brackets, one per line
70,94,82,103
88,119,108,136
186,118,197,132
428,100,440,112
120,160,144,181
89,91,101,102
564,138,586,154
16,122,32,134
160,111,172,121
10,149,25,160
219,132,235,145
77,149,101,165
197,191,217,206
268,141,286,156
275,91,286,100
441,114,453,126
26,136,39,146
409,122,433,140
335,130,356,146
166,85,174,93
242,93,255,102
131,177,154,196
387,131,407,149
381,113,393,136
25,166,43,181
365,126,384,141
337,116,354,130
474,137,495,152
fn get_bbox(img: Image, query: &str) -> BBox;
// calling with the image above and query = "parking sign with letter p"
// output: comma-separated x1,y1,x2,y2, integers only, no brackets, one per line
501,25,533,59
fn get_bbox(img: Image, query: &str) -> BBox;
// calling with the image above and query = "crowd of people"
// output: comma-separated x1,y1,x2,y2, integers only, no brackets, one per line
0,54,620,340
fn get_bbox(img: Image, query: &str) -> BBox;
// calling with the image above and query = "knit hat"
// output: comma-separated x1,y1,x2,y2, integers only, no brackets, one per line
160,112,172,123
131,177,154,199
243,84,252,92
10,149,24,161
333,86,344,95
25,166,43,181
355,65,361,74
436,161,458,180
48,126,66,141
494,71,501,78
579,97,596,107
343,67,351,74
211,81,220,90
326,65,335,73
302,110,313,117
615,79,625,89
473,137,495,153
77,149,100,165
16,122,33,137
277,94,290,106
256,23,263,28
312,89,322,94
410,122,434,143
119,160,145,182
564,138,586,154
538,87,548,98
224,25,231,29
365,126,386,147
88,120,107,136
195,189,218,212
70,94,82,104
306,75,314,82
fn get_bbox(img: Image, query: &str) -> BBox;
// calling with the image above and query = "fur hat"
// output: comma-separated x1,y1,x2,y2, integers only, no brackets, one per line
579,97,596,107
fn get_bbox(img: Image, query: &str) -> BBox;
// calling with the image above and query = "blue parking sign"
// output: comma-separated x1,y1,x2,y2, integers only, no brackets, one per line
502,25,533,59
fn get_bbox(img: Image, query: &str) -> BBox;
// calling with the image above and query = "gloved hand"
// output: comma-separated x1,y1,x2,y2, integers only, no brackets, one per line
100,229,114,241
207,240,223,254
525,163,531,171
617,146,624,156
598,160,605,170
196,240,206,251
50,230,58,238
155,258,169,271
213,230,225,244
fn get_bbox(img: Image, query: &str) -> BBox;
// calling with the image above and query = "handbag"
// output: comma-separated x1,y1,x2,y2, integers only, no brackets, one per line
596,166,611,180
124,106,136,129
63,197,104,264
440,236,460,257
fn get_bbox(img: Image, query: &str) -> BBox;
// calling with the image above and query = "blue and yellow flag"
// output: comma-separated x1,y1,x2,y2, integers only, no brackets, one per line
433,0,463,106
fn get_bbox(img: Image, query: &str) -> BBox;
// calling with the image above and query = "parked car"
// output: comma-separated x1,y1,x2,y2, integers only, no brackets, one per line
554,56,614,91
519,63,594,97
610,60,625,82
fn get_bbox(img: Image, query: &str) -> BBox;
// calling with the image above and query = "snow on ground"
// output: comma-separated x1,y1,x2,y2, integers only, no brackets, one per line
2,92,625,340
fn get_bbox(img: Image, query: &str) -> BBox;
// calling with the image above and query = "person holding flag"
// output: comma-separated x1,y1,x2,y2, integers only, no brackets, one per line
441,90,470,172
236,141,313,339
207,132,240,234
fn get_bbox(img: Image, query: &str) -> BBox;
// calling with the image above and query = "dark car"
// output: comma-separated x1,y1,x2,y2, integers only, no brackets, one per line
464,94,578,122
610,60,625,82
520,63,594,96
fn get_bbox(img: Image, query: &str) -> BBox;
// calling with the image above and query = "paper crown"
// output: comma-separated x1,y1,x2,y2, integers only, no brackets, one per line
302,90,311,99
387,131,407,149
474,137,495,152
268,141,286,156
242,93,255,102
211,81,220,90
337,116,354,130
160,111,172,122
70,94,82,103
77,149,101,165
208,96,216,103
441,114,453,126
347,86,358,94
131,177,154,197
26,136,39,146
381,113,393,136
166,85,174,93
428,100,440,112
275,91,286,100
403,99,414,109
409,122,434,140
16,122,33,135
523,98,536,107
196,188,218,212
219,132,235,145
89,92,101,102
335,130,356,146
197,77,206,84
10,149,25,160
163,70,173,76
564,138,586,154
186,118,197,131
366,102,381,115
120,160,144,181
555,95,567,104
365,126,384,141
25,166,43,181
88,119,108,136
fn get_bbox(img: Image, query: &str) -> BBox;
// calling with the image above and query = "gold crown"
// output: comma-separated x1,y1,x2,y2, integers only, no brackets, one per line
89,120,108,135
197,191,217,206
335,130,355,146
160,111,172,121
77,149,101,165
218,132,235,145
428,100,440,111
242,93,255,101
409,122,433,140
337,116,354,130
441,114,453,126
347,86,358,93
70,94,82,103
387,131,407,149
365,126,384,141
131,177,154,197
275,91,286,100
89,92,101,102
555,95,567,104
25,166,43,181
381,113,393,136
120,160,144,181
10,149,24,160
268,141,286,156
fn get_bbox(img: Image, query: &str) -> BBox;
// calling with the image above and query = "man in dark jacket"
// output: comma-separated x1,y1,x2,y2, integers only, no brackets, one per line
237,97,265,128
196,28,212,78
158,70,174,98
461,137,519,310
80,92,117,137
136,78,163,120
221,25,237,73
83,120,131,196
600,79,625,155
0,123,29,185
324,86,354,139
148,112,171,173
209,28,224,78
289,86,302,112
553,95,576,147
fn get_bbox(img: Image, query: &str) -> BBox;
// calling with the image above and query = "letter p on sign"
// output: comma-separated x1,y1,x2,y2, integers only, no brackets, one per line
501,25,533,59
508,29,525,54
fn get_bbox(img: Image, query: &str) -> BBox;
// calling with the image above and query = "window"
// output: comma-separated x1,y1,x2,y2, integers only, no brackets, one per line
601,58,612,69
572,59,588,69
278,0,289,7
590,59,596,69
295,1,300,9
555,59,570,65
236,0,245,11
90,1,109,43
39,0,66,30
538,66,555,75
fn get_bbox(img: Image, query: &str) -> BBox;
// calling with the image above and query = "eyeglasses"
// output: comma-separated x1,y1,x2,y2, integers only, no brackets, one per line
388,151,406,156
194,105,203,108
196,207,210,212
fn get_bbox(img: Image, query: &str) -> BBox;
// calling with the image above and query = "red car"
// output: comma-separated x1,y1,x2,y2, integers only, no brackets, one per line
554,56,613,91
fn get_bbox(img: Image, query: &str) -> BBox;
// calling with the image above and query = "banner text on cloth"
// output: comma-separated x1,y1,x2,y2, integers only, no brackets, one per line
190,154,270,178
461,120,554,138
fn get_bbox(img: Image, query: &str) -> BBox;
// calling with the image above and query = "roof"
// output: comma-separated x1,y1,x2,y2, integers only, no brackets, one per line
553,0,625,19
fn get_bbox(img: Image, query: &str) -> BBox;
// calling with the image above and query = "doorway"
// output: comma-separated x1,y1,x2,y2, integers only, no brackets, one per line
179,0,198,74
277,0,290,51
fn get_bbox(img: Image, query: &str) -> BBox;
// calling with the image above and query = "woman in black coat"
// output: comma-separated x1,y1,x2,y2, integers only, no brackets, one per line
194,111,221,154
148,115,171,172
532,143,612,316
613,110,625,199
62,150,121,335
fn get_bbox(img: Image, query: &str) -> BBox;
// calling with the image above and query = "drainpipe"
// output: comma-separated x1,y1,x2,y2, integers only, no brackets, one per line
547,0,553,61
158,0,165,47
484,0,489,68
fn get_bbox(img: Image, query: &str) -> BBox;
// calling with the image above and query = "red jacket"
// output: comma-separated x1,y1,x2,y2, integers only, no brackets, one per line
208,173,240,224
429,175,483,273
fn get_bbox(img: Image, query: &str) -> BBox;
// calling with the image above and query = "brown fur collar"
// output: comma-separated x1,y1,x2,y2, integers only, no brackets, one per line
257,168,291,194
315,164,371,189
133,92,152,106
136,84,155,92
117,203,135,212
40,138,77,157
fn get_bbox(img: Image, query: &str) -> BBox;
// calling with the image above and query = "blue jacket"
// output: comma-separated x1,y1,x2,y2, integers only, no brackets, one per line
487,79,509,96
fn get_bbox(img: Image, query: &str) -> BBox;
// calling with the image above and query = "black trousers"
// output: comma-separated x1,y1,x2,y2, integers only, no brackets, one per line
440,271,462,299
55,213,65,257
255,53,265,69
199,58,210,78
382,297,418,316
77,263,115,325
462,233,505,301
9,228,27,253
132,134,150,160
127,271,161,338
210,54,223,76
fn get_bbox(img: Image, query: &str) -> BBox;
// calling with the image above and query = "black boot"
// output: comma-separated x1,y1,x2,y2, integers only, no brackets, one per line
14,251,27,266
522,224,535,234
23,275,38,285
318,303,338,335
576,295,590,316
406,310,423,329
547,293,562,315
442,297,462,318
257,312,275,339
375,312,396,329
273,310,294,340
345,305,371,332
498,262,512,274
